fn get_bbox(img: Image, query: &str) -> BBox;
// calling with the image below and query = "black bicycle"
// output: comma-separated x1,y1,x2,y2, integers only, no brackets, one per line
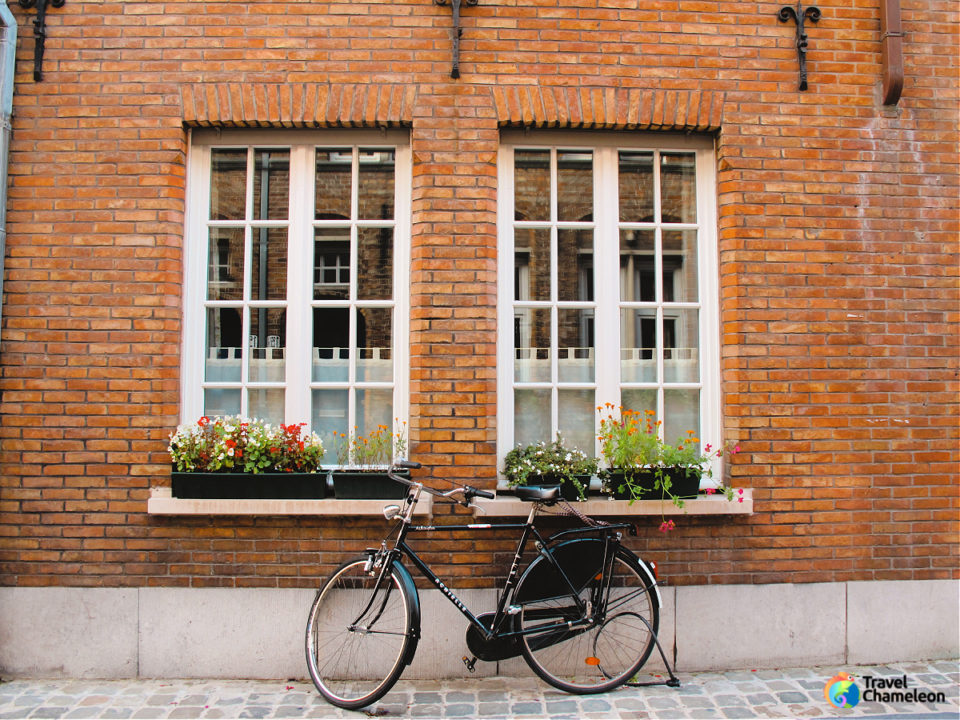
305,461,674,709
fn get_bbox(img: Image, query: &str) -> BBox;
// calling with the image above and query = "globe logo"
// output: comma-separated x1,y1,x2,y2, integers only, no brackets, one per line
825,672,861,709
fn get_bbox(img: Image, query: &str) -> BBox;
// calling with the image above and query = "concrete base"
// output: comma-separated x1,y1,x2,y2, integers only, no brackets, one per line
0,579,956,679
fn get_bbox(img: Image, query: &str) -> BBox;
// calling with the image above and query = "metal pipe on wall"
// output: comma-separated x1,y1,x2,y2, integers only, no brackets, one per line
880,0,904,105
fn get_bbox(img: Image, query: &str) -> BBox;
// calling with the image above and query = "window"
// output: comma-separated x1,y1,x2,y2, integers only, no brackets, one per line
497,132,720,477
183,130,411,451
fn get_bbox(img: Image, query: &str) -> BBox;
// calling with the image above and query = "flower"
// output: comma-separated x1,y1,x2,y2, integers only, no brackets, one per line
169,416,325,473
333,422,407,469
502,434,599,501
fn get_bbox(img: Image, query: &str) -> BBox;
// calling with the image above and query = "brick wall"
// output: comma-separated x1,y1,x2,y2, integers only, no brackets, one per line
0,0,956,588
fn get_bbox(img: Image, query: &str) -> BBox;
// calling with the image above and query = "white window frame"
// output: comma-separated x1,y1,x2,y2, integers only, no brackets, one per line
497,130,721,482
182,128,411,436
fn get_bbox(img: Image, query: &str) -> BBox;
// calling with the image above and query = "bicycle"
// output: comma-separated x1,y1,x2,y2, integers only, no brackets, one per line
305,460,678,709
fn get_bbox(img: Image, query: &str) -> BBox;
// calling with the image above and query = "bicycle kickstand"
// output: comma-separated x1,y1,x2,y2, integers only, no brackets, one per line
462,655,478,673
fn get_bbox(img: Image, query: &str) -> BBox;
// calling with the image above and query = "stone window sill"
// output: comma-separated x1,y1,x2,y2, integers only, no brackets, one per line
146,487,433,516
472,489,753,517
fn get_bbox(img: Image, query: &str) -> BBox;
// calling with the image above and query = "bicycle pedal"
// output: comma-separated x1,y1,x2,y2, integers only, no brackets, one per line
461,655,477,673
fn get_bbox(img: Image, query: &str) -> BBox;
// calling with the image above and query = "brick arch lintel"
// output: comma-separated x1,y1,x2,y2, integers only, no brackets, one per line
181,83,723,132
492,86,724,131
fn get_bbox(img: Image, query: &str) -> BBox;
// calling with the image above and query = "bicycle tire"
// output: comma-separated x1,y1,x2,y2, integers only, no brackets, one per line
305,557,415,709
515,546,660,694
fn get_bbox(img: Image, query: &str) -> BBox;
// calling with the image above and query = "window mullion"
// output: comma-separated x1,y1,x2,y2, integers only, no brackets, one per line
285,144,312,424
594,146,619,435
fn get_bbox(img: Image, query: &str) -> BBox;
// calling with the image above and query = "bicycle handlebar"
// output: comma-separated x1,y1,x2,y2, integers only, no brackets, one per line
387,461,494,507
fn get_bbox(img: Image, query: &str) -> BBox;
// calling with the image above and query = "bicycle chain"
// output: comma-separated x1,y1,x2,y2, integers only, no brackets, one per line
541,498,611,527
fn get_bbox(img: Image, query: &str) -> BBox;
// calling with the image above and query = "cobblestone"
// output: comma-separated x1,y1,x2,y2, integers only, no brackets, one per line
0,661,957,719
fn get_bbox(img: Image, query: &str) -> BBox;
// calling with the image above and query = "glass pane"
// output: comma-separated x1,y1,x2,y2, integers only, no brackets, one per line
312,307,349,382
621,309,657,383
204,388,240,417
356,388,393,441
514,388,551,447
248,388,284,425
557,151,592,222
621,389,657,420
205,308,242,382
315,148,352,220
357,227,393,300
207,227,244,301
210,149,246,221
662,230,698,303
514,228,550,302
619,229,656,302
250,228,287,301
558,309,594,383
312,389,349,452
664,389,699,452
618,151,653,223
357,308,392,382
253,149,289,220
661,153,696,223
514,150,549,221
558,229,593,302
358,149,395,220
663,309,699,384
248,308,285,382
313,227,350,300
558,389,595,456
515,308,551,383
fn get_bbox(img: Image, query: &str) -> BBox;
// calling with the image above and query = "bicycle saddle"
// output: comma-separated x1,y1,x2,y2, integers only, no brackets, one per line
514,485,560,503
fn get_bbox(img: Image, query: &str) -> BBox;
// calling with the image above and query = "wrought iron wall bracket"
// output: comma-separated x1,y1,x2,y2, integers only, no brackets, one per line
19,0,65,81
435,0,478,79
778,2,820,91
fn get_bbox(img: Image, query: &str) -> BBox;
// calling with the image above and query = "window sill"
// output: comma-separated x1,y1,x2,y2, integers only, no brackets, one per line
146,487,433,516
472,489,753,517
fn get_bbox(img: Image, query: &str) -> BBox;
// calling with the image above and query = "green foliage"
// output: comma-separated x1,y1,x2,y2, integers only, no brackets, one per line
332,421,408,468
502,434,599,500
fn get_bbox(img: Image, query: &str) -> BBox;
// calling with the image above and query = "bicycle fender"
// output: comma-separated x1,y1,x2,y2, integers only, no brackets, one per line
391,559,422,666
629,551,662,608
513,538,606,604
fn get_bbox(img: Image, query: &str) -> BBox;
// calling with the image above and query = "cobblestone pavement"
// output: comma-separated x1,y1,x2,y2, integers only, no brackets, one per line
1,661,957,719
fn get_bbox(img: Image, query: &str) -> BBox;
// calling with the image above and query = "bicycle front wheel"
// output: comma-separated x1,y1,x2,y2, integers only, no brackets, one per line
305,557,415,709
516,547,659,693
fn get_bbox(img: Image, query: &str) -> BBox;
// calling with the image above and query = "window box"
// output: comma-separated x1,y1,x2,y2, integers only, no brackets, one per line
331,469,410,499
171,471,329,500
601,468,700,501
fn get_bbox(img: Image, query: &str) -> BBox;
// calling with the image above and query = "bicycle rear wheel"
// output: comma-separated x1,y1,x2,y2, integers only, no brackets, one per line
305,557,415,709
516,547,659,693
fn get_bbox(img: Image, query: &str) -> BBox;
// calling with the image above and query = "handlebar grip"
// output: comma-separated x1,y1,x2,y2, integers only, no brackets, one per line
464,485,495,500
395,460,422,470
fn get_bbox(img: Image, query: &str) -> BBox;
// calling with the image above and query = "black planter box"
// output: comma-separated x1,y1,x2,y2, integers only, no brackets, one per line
331,470,410,499
171,472,329,500
602,468,701,501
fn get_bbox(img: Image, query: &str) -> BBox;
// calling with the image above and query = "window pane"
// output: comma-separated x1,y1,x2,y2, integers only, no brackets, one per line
315,148,352,220
356,388,392,439
664,389,699,451
358,149,395,220
249,388,284,425
557,151,592,222
619,151,653,223
204,388,241,417
514,388,551,447
621,309,657,383
558,229,593,302
210,149,246,221
661,153,696,223
515,308,551,383
662,230,698,303
619,229,656,302
514,228,550,301
621,389,657,420
250,228,287,301
558,389,595,456
558,309,594,383
663,309,699,384
357,307,392,382
248,308,285,382
253,150,289,220
312,307,349,382
207,227,244,301
312,389,349,450
357,227,393,300
313,228,350,300
205,308,242,382
514,150,549,221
